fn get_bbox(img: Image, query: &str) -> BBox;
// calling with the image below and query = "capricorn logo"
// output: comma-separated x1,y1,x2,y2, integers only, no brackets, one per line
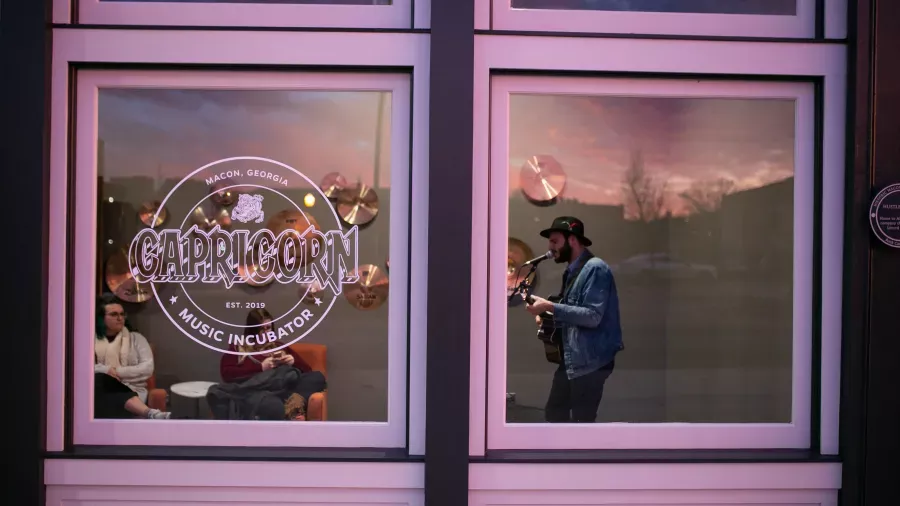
129,157,360,356
230,193,265,224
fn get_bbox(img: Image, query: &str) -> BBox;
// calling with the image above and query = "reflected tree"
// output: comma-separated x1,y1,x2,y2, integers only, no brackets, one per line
679,178,735,214
621,149,668,222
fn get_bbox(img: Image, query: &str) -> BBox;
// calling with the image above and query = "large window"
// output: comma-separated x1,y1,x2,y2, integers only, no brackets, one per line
76,0,416,28
70,70,412,447
511,0,798,15
488,0,819,38
486,75,817,449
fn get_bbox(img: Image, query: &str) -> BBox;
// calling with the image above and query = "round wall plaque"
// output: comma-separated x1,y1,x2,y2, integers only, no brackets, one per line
869,183,900,249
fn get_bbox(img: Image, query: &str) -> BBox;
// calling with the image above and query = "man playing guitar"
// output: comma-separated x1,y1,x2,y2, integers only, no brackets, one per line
525,216,624,423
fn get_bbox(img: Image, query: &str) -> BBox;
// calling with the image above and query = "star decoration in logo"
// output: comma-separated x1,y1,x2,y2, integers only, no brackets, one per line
314,297,323,306
169,295,178,305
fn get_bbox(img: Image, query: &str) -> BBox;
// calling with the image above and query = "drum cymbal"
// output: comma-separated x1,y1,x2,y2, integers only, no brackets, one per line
190,201,232,232
300,279,327,306
209,178,237,206
507,237,535,298
344,264,389,310
320,172,348,199
138,201,167,228
336,183,379,226
520,154,566,202
235,251,273,287
105,249,154,303
265,209,320,237
263,209,321,266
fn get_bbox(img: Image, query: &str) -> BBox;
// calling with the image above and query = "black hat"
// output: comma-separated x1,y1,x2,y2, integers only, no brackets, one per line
539,216,592,246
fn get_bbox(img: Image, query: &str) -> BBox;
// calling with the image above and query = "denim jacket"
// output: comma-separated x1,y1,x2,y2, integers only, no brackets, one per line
552,252,624,379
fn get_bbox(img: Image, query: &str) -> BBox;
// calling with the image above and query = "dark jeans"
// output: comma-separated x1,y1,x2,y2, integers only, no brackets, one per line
545,360,614,423
253,370,327,420
94,372,139,419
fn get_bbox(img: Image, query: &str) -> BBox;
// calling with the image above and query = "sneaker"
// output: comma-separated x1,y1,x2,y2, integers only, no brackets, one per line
146,408,171,419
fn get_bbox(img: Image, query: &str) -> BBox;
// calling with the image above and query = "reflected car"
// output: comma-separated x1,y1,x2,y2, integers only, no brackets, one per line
610,252,717,280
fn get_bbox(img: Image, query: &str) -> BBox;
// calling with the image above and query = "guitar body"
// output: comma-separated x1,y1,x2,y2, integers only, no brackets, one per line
535,295,562,364
520,254,593,366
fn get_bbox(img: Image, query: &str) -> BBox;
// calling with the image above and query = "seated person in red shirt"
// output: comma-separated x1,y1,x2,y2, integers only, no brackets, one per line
220,308,326,420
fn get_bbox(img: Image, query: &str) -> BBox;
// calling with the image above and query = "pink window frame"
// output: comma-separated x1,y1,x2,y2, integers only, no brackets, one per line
73,70,408,448
478,0,849,39
57,0,426,29
469,35,847,454
47,29,431,451
488,76,815,450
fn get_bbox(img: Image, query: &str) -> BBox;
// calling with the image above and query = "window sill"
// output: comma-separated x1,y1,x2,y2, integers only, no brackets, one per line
473,449,839,464
46,446,421,462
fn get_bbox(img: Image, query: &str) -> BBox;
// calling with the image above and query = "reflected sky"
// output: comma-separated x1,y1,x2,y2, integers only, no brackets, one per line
98,88,391,189
509,94,795,215
511,0,796,15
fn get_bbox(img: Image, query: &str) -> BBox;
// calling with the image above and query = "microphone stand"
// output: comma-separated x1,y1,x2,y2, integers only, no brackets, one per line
508,262,539,304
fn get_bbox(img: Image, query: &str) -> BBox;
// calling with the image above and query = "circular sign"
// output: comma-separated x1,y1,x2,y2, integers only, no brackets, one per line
869,183,900,249
127,156,360,356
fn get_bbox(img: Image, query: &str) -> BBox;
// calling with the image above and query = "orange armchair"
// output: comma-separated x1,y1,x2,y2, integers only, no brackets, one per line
146,343,327,420
147,344,167,411
146,374,168,411
289,342,328,421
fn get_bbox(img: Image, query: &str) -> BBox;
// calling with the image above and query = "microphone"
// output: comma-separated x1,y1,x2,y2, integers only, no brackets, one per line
523,251,553,266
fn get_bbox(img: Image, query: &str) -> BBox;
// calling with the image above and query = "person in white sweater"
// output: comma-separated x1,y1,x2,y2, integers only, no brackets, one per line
94,293,171,419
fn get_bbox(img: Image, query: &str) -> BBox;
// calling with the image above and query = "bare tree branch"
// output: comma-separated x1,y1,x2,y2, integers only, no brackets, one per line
621,149,669,222
679,177,735,214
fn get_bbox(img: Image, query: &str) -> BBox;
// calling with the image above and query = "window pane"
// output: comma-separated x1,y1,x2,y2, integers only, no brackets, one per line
506,93,794,424
96,87,391,423
510,0,796,15
101,0,392,4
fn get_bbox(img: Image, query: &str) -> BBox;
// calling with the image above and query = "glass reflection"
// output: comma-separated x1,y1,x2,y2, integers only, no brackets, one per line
511,0,796,15
507,92,795,424
97,86,392,423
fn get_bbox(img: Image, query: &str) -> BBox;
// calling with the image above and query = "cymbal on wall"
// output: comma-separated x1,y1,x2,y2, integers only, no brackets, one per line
344,264,388,310
319,172,348,199
519,154,566,202
507,237,536,303
105,249,154,303
209,178,238,206
336,183,379,226
190,201,232,232
262,209,321,266
138,201,167,228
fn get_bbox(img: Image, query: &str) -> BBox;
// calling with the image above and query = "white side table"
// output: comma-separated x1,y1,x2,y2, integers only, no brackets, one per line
169,381,217,419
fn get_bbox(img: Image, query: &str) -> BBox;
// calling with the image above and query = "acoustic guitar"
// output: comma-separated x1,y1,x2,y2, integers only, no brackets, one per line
525,292,563,364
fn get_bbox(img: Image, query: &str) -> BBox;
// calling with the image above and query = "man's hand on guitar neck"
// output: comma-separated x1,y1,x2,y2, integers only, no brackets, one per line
525,295,554,316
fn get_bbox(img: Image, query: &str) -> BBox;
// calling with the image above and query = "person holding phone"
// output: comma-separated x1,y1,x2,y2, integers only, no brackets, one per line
219,308,326,420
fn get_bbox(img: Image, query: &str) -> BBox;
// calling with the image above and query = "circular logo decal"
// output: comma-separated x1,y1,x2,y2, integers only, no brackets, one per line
869,183,900,249
127,157,359,356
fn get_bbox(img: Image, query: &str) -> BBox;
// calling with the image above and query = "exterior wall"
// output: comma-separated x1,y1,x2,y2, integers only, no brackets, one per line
468,463,839,506
45,460,423,505
2,1,899,505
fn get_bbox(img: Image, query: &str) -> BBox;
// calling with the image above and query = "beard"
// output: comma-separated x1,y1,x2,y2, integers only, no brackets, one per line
554,241,573,264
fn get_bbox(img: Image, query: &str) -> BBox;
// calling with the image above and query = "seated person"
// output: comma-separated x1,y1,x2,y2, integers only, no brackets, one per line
94,293,171,419
219,308,327,420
